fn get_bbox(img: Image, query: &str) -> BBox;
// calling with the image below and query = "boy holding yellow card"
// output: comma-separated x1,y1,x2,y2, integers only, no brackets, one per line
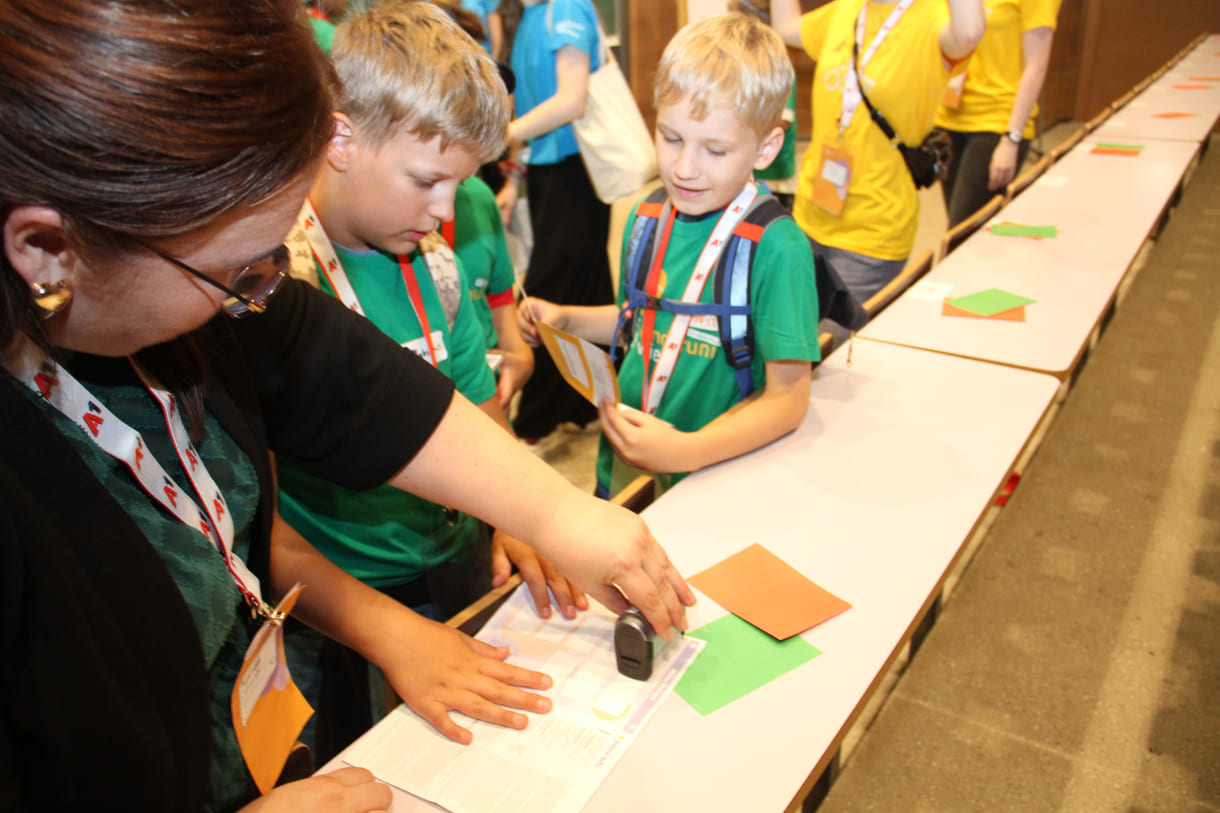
520,14,821,498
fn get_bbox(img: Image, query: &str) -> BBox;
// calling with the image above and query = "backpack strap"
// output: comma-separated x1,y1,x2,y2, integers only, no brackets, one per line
612,187,670,364
418,232,463,332
613,186,788,401
713,194,789,399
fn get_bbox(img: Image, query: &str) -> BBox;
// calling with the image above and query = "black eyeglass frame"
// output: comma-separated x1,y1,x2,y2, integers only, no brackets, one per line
133,238,290,317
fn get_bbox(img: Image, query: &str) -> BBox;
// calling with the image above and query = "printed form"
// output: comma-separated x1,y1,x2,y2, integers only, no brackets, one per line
342,586,705,813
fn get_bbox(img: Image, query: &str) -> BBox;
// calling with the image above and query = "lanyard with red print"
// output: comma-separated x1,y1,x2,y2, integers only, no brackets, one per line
638,182,758,415
14,350,273,619
838,0,916,132
298,199,367,317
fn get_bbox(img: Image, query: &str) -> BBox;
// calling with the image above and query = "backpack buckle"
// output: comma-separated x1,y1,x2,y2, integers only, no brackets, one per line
727,342,752,371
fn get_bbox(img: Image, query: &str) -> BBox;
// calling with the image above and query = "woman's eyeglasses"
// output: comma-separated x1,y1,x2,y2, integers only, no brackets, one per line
134,238,290,317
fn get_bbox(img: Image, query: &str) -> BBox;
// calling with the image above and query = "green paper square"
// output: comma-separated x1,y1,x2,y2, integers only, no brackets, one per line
946,288,1037,317
675,614,821,716
989,223,1058,239
1095,142,1145,151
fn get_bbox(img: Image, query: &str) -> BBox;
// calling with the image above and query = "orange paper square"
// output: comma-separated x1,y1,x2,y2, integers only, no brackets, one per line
942,301,1027,321
688,543,852,640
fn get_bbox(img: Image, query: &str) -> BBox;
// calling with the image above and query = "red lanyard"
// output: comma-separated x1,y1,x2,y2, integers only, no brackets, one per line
639,206,678,409
441,219,457,249
397,255,439,368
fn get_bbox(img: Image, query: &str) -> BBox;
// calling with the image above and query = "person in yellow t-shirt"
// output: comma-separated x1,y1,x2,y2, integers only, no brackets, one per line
772,0,983,305
934,0,1060,226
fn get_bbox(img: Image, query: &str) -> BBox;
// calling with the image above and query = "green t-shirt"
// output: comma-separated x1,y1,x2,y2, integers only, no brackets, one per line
598,192,821,496
309,16,335,54
277,245,495,588
756,82,799,183
452,176,517,351
20,357,260,812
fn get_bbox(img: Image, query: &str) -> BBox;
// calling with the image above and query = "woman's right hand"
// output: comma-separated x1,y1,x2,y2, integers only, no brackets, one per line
516,296,565,346
240,767,392,813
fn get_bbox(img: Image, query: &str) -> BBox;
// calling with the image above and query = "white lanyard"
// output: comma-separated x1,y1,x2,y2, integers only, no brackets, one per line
16,352,270,616
839,0,916,132
298,200,366,317
640,183,758,415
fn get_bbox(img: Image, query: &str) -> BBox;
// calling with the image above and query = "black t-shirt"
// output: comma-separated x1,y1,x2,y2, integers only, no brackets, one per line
0,278,454,812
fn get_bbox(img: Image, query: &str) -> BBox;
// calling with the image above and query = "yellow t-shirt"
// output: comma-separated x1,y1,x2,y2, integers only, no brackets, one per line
935,0,1061,137
796,0,956,261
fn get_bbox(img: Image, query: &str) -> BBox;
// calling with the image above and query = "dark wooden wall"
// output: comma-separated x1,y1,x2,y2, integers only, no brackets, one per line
1064,0,1219,122
623,1,1220,137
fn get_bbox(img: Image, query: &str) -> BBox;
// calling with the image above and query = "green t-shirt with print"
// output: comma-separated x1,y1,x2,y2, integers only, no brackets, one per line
277,245,496,588
597,193,821,496
452,176,516,351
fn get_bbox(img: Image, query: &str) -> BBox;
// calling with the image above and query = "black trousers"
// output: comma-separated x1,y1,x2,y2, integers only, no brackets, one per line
938,128,1032,228
514,153,614,438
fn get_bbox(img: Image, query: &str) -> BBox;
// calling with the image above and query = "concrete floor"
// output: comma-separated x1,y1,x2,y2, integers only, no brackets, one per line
812,135,1220,813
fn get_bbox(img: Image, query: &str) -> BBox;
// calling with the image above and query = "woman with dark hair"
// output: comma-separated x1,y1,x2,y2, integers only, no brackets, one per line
0,0,692,809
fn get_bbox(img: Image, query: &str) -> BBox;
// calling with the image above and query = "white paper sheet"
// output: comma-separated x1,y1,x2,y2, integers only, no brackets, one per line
343,587,704,813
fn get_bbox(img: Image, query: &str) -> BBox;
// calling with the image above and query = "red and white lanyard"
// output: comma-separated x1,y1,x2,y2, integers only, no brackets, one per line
838,0,916,132
296,200,440,368
299,200,365,317
638,183,758,415
15,352,271,617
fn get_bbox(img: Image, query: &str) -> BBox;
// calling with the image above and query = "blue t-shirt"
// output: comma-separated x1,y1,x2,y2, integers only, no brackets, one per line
511,0,601,165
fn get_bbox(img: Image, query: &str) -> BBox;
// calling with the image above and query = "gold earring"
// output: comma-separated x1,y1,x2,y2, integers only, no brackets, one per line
31,280,73,319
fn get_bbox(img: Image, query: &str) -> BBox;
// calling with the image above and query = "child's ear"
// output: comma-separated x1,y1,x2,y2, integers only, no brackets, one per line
326,113,357,172
753,125,786,171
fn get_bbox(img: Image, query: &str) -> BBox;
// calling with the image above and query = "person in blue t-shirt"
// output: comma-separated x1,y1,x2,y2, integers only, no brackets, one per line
504,0,616,443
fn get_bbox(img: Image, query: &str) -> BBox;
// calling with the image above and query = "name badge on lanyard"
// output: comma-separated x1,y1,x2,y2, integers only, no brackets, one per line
816,0,916,215
14,349,313,792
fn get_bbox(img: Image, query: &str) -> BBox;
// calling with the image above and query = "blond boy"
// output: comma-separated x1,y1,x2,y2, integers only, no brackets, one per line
278,0,585,757
520,13,821,498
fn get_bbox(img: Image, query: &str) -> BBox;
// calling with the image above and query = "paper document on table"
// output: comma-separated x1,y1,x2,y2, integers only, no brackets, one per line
342,586,704,813
536,321,621,407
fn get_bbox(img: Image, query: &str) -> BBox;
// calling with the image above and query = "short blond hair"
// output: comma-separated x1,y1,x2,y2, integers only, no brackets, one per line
655,13,792,138
332,1,508,161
